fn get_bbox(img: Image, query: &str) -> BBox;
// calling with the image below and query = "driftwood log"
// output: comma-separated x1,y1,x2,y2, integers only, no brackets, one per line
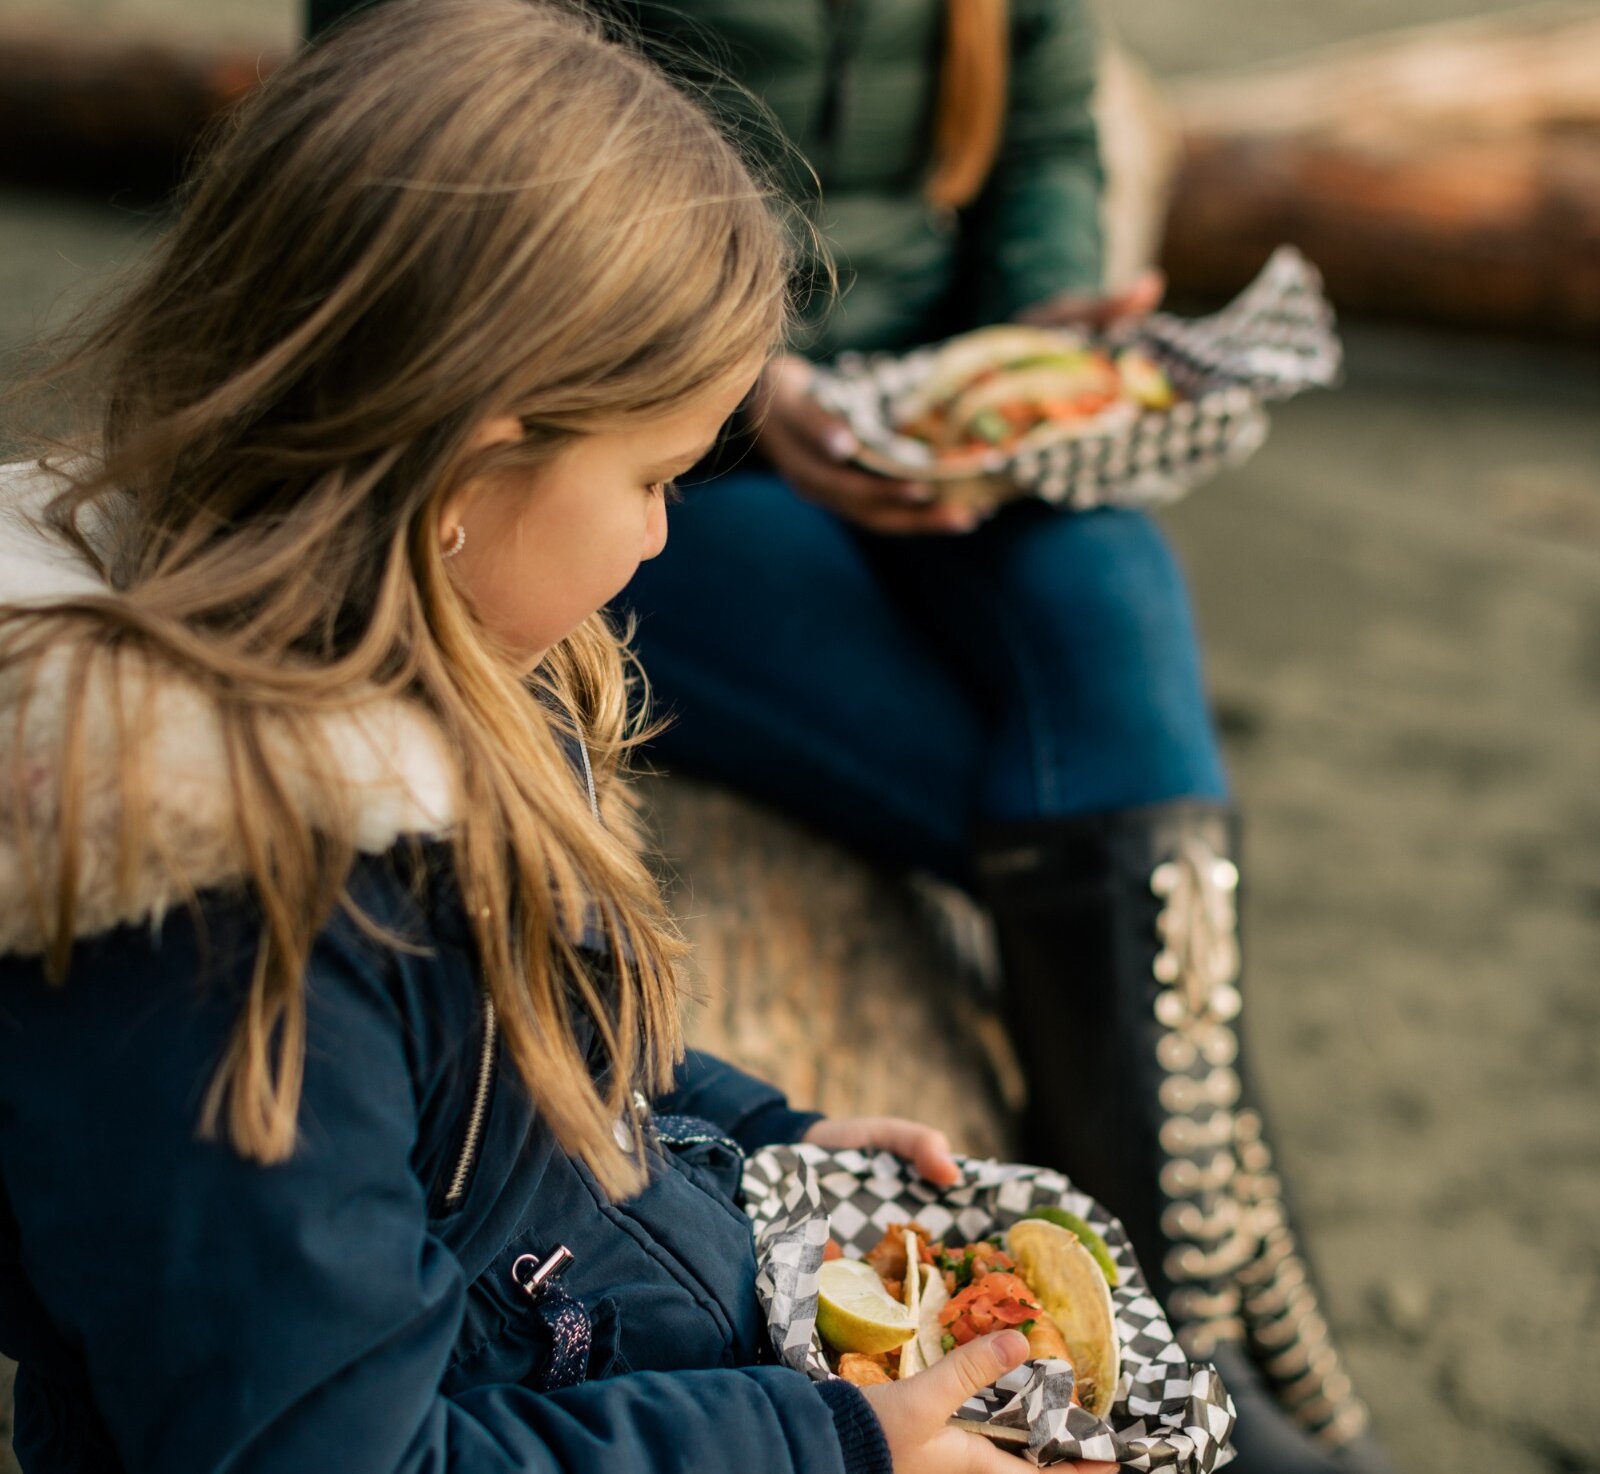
0,25,264,196
1162,5,1600,338
641,775,1017,1156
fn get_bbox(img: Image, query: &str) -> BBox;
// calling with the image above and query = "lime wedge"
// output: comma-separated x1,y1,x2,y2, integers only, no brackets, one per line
1018,1208,1120,1287
817,1259,917,1355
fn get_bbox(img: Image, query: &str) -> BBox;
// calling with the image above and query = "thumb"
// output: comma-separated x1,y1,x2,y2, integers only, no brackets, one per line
921,1331,1031,1418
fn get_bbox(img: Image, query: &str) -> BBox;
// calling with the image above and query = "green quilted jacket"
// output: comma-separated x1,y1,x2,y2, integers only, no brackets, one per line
306,0,1105,357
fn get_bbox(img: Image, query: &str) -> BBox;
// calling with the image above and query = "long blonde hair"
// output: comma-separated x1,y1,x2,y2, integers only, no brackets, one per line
0,0,793,1198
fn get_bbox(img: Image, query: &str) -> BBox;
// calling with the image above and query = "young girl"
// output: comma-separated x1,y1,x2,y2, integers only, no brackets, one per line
0,3,1126,1472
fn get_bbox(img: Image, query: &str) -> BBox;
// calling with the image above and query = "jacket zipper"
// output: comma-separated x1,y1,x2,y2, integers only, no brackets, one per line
443,990,497,1209
442,738,602,1210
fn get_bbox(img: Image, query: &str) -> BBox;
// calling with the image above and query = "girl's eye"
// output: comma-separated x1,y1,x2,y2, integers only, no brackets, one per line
649,481,683,505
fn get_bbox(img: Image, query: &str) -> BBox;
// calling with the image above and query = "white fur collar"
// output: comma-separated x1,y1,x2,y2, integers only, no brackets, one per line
0,459,459,956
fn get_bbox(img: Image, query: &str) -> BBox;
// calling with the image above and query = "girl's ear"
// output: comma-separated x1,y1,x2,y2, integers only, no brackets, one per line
471,415,526,450
439,415,526,551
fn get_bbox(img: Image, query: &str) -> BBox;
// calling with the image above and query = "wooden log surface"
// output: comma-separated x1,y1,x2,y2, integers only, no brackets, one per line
1162,5,1600,338
640,775,1016,1159
0,24,265,194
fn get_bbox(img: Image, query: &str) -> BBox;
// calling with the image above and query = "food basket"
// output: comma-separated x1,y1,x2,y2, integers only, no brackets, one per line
810,245,1340,513
744,1144,1237,1470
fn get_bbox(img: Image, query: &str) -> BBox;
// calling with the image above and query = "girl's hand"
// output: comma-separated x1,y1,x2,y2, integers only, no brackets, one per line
802,1116,963,1188
861,1331,1120,1474
747,355,989,536
1013,267,1166,332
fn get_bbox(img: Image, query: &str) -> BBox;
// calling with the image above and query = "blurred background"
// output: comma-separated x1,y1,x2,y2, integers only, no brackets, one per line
0,2,1595,1473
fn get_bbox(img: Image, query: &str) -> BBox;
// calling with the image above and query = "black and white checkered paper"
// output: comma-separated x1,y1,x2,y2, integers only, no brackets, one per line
744,1145,1236,1471
810,245,1340,511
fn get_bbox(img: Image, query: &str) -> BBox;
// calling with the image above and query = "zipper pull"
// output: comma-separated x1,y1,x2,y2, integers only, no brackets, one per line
512,1245,575,1300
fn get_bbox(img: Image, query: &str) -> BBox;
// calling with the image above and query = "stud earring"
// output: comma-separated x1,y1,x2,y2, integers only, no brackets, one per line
442,524,466,560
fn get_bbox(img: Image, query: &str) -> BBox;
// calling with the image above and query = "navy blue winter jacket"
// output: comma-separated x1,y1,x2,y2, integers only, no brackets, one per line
0,846,887,1474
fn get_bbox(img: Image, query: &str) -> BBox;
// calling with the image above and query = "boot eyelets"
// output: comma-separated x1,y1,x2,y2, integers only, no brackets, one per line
1160,1158,1200,1196
1322,1402,1372,1443
1203,1066,1242,1107
1157,1033,1197,1071
1199,1025,1239,1066
1139,833,1376,1457
1279,1347,1342,1405
1159,1075,1198,1114
1237,1138,1272,1173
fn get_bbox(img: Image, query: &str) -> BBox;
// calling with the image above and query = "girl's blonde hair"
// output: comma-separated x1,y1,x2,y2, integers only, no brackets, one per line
0,0,792,1198
926,0,1010,211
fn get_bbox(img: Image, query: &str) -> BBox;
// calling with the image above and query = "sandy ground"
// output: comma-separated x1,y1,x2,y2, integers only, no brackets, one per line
1,182,1597,1474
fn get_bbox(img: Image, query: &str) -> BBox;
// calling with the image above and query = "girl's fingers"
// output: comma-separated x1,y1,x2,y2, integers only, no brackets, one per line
909,1127,961,1186
921,1331,1031,1418
823,1117,961,1185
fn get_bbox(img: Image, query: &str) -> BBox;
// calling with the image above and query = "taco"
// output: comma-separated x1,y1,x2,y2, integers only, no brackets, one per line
1001,1219,1121,1418
823,1219,1121,1420
889,324,1176,466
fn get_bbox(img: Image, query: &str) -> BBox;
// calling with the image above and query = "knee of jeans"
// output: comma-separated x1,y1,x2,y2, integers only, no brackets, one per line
1002,508,1199,659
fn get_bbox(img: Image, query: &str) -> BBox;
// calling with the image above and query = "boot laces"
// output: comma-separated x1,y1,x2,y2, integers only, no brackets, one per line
1151,836,1371,1448
1150,838,1251,1354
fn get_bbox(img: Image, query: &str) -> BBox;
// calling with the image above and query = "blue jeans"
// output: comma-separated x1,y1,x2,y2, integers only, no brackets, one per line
619,472,1228,888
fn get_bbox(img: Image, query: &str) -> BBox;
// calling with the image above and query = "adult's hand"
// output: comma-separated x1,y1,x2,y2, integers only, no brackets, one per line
1013,267,1165,332
860,1331,1119,1474
747,354,989,535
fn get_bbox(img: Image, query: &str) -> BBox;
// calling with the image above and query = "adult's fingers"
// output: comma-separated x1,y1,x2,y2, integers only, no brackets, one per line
844,500,991,536
774,383,865,464
761,422,998,533
1113,266,1166,319
1014,267,1167,330
766,423,935,507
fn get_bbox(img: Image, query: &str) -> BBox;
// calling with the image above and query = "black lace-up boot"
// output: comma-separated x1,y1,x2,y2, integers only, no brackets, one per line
975,802,1395,1474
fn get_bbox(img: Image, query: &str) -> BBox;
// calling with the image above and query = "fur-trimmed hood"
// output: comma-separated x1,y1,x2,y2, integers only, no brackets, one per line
0,459,459,957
